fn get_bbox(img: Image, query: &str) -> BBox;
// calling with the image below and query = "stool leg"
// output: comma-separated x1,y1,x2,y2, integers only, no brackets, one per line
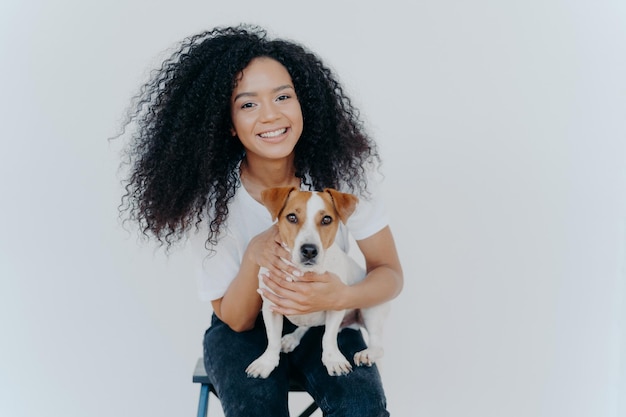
298,401,319,417
197,384,209,417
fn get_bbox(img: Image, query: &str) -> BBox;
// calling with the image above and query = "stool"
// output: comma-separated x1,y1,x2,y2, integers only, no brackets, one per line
192,357,319,417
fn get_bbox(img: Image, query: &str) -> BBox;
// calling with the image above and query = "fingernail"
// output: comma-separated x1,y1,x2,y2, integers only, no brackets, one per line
292,270,303,277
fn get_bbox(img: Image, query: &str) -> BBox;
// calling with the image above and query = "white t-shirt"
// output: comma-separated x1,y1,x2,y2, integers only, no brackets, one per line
193,177,389,302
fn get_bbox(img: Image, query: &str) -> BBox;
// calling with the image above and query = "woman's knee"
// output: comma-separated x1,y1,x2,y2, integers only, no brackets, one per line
202,315,292,416
217,377,291,417
318,366,389,417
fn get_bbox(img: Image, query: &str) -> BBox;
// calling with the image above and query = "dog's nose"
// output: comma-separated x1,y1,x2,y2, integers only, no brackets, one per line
300,244,318,260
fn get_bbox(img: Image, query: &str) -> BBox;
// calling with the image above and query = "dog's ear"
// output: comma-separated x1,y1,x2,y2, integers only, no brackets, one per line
324,188,359,224
261,187,297,221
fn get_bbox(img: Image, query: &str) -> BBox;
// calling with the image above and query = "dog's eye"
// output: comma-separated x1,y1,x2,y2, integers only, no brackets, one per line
286,213,298,224
321,215,333,225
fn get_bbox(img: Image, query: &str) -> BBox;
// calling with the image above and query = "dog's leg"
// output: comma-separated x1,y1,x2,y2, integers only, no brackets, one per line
281,326,309,353
246,303,284,379
353,303,390,367
322,310,352,376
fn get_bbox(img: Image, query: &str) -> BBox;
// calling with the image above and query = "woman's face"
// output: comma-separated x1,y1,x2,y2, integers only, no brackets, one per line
230,57,303,162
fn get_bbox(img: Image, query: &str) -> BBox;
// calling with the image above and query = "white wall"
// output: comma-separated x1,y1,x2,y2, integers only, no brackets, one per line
1,1,624,416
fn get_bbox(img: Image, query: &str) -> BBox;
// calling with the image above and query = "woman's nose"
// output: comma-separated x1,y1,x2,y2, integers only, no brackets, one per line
259,102,279,121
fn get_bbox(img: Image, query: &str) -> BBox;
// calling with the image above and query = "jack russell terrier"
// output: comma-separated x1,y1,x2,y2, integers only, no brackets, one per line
246,187,389,378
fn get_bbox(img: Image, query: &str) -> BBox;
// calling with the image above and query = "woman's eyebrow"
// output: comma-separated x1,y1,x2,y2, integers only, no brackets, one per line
273,84,294,93
233,84,294,102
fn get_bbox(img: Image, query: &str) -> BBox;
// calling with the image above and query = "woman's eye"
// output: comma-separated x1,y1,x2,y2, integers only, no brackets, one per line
286,213,298,224
321,216,333,225
241,102,255,109
276,94,290,101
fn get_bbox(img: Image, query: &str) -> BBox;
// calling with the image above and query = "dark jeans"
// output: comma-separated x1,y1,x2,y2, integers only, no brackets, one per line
203,313,390,417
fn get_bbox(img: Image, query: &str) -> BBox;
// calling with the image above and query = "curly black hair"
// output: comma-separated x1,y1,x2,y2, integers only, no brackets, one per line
118,24,380,248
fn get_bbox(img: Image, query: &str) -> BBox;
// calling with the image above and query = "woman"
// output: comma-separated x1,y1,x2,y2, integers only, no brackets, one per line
120,24,403,417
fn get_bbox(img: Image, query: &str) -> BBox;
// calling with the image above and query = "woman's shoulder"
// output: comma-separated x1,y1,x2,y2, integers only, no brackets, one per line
224,184,274,238
344,171,389,241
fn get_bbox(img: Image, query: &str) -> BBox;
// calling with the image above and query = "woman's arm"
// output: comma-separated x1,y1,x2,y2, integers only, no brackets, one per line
210,254,262,332
259,226,403,315
211,224,302,332
343,225,403,309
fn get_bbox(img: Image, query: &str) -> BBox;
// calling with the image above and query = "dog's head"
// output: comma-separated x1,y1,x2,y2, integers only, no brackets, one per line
260,187,359,269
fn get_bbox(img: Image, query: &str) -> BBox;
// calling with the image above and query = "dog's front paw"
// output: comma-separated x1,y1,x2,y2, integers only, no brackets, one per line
246,352,279,379
281,334,301,353
354,347,384,367
322,351,352,376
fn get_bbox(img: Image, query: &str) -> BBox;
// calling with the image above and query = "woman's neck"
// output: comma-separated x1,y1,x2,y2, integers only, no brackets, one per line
240,156,300,202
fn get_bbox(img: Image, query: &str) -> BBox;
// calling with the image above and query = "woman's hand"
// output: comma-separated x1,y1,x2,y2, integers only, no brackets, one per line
258,270,349,316
246,225,302,280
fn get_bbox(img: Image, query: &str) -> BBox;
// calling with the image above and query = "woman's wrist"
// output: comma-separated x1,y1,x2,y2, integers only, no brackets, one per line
336,280,357,311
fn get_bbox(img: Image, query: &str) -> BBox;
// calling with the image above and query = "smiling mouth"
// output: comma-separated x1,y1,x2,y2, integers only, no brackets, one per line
258,128,288,138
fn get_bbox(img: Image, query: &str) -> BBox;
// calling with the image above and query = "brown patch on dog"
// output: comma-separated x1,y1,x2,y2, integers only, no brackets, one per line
260,186,297,220
276,190,313,249
324,188,359,223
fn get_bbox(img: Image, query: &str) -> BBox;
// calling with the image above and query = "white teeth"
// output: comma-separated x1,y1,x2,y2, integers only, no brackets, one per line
259,128,287,138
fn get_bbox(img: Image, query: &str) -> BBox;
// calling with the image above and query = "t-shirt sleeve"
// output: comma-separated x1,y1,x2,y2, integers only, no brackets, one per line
345,174,390,241
193,229,243,302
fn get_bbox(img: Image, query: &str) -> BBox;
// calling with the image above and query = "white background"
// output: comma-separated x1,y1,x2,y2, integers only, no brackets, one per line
1,1,625,416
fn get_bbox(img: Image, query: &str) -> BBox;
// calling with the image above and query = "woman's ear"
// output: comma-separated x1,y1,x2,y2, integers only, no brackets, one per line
230,127,237,137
